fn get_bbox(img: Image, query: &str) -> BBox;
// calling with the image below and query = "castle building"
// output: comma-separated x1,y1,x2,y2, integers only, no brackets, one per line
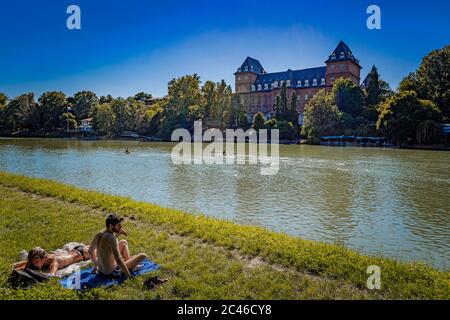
234,41,362,124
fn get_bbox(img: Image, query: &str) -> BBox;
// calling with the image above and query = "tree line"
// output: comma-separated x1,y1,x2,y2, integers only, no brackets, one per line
301,44,450,147
1,45,448,146
0,75,249,140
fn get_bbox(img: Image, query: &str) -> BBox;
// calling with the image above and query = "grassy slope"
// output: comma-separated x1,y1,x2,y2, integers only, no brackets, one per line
0,172,448,300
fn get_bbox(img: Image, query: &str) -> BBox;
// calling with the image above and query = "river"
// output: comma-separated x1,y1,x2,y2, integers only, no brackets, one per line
0,138,448,270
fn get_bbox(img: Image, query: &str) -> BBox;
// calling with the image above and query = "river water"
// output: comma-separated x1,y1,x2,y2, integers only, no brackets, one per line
0,138,448,269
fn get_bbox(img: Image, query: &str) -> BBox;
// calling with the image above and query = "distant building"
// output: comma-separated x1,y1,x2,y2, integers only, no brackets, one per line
234,41,363,124
79,118,93,132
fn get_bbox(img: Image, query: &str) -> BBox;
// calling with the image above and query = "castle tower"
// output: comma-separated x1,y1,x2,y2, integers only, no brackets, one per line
234,57,265,93
325,41,361,87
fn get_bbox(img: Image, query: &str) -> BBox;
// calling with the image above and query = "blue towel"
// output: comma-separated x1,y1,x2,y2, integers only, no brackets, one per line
59,259,160,289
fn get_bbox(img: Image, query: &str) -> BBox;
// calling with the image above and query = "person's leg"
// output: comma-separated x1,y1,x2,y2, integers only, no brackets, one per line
124,253,147,271
118,240,131,261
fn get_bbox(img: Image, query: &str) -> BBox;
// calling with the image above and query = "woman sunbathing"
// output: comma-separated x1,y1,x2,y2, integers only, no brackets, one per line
12,245,91,276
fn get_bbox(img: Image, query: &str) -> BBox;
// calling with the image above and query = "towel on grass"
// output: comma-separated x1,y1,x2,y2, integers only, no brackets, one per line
59,259,160,290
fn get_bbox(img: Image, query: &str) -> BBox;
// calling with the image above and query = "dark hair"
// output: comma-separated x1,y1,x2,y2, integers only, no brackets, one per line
26,247,46,270
106,214,123,228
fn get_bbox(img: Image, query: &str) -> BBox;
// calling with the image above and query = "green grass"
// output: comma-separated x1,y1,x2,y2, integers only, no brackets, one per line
0,171,448,300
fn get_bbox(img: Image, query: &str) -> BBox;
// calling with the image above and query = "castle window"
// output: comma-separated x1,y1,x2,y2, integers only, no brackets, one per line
305,94,309,101
251,65,254,71
297,80,301,87
257,84,262,91
273,81,278,88
304,80,309,86
264,83,269,90
313,79,317,86
245,66,249,71
321,78,325,85
238,77,241,81
251,85,256,92
340,52,345,59
286,80,291,87
280,80,284,87
332,53,336,60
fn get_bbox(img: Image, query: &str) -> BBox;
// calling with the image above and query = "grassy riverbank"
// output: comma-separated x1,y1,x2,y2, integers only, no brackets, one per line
0,172,448,300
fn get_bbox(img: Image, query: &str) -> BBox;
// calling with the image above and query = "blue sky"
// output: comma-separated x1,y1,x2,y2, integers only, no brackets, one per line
0,0,449,98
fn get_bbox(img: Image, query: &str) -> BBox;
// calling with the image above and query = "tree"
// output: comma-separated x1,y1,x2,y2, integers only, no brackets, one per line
289,92,299,125
165,74,203,133
415,45,450,120
8,93,41,131
366,65,382,107
38,91,67,131
201,80,233,129
277,121,297,140
99,95,113,104
377,91,441,146
0,93,7,131
133,92,153,105
92,102,116,135
72,91,98,120
223,94,244,129
301,89,342,143
59,112,77,131
332,78,364,117
252,112,266,130
264,118,277,130
279,82,289,120
274,96,282,120
399,72,420,93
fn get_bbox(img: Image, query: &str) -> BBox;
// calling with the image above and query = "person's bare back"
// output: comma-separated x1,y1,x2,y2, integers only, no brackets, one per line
92,230,127,275
89,214,147,279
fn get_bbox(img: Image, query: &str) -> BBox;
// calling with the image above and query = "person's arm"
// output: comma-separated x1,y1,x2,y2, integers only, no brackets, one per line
48,260,59,276
118,227,128,237
12,261,27,271
110,236,131,278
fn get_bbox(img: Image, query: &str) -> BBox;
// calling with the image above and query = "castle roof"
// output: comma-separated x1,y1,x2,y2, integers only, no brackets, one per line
325,41,361,66
361,73,371,87
254,67,326,90
236,57,265,74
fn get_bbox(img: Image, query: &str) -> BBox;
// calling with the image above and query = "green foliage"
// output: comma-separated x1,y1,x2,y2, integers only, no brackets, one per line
415,45,450,120
332,78,364,117
38,91,67,131
133,92,153,105
2,93,40,132
92,102,116,134
0,172,448,300
264,118,277,130
289,92,299,125
377,91,441,146
72,91,98,120
252,112,265,130
276,121,297,140
301,90,342,143
59,112,77,131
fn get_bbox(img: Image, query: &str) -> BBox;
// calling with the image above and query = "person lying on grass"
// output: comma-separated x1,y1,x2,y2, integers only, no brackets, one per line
12,245,91,276
88,214,147,279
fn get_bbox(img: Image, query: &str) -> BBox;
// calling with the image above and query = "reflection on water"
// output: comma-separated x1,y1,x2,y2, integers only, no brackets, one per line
0,138,449,270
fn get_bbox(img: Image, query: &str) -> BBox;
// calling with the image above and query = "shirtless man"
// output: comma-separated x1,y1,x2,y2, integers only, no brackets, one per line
88,214,147,279
13,245,90,276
